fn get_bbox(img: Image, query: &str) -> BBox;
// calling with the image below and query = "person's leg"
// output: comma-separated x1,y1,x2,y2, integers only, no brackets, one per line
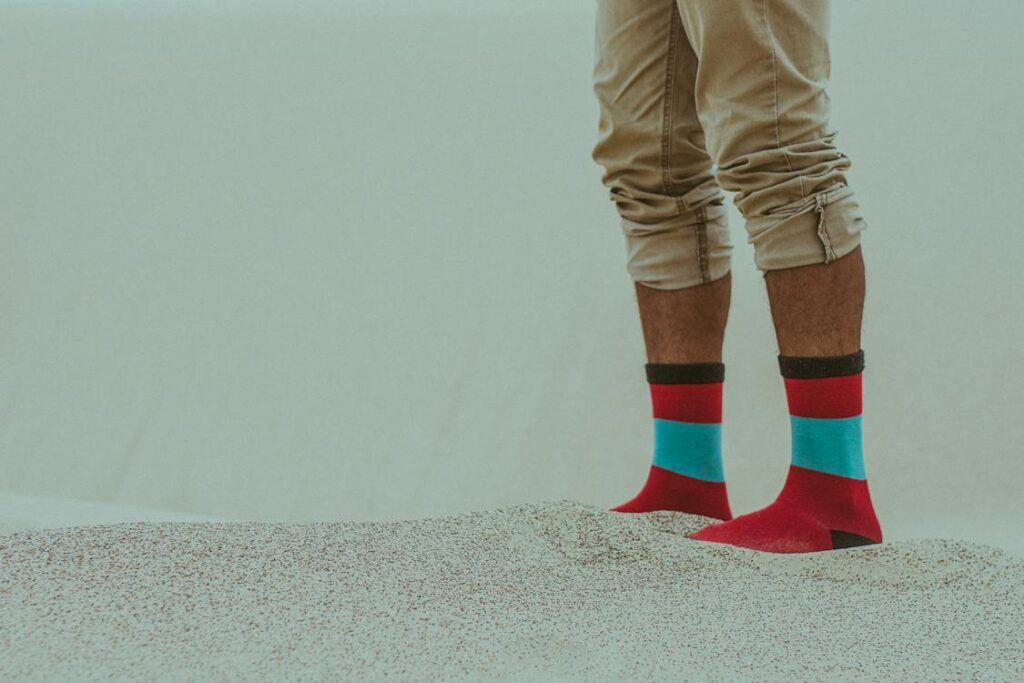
691,247,880,552
674,0,881,551
592,0,733,519
765,245,864,359
617,277,732,518
635,275,730,365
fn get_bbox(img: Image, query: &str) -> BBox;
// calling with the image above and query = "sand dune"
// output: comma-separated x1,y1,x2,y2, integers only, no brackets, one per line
2,500,1022,681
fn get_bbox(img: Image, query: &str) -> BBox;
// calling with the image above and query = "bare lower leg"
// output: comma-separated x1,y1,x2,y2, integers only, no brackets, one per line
635,271,731,364
764,246,865,356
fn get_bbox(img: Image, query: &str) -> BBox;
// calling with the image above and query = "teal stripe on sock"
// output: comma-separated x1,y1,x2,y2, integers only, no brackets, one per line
651,418,724,483
790,414,865,479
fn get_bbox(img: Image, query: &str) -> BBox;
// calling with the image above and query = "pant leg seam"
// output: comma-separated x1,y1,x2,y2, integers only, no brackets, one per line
661,8,685,216
696,205,711,283
761,0,799,200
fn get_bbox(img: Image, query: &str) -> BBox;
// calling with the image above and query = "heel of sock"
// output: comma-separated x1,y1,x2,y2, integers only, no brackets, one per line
781,465,882,542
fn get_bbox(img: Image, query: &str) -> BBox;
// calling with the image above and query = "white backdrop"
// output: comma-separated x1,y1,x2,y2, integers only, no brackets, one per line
2,1,1022,555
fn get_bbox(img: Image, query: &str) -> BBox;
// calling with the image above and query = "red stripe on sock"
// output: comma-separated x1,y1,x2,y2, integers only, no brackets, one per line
611,465,732,520
649,382,723,423
783,373,862,419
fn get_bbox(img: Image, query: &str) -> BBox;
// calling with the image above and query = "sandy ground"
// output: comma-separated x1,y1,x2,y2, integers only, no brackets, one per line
2,500,1022,682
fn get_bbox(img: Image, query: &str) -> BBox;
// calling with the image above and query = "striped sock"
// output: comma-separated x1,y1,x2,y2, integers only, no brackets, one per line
610,361,732,520
687,349,882,553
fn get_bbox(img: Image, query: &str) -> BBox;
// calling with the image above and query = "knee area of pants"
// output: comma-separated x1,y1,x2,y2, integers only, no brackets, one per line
629,267,731,292
759,255,833,277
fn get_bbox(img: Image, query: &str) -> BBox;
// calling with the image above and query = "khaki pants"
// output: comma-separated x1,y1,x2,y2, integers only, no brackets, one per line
592,0,867,289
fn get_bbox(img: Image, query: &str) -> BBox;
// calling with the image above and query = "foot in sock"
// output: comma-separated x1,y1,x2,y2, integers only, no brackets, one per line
687,350,882,552
611,361,733,521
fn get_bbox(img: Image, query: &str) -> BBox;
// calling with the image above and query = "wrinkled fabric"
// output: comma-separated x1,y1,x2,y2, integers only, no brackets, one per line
592,0,867,288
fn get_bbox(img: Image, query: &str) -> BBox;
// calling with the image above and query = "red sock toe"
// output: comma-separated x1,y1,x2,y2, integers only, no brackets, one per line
612,465,732,520
687,465,881,552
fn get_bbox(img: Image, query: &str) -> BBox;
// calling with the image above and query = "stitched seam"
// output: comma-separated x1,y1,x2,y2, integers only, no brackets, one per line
696,206,710,283
661,11,683,215
762,0,798,199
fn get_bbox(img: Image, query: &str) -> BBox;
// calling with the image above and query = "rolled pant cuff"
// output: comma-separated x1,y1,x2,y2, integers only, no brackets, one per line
746,185,867,272
621,203,733,290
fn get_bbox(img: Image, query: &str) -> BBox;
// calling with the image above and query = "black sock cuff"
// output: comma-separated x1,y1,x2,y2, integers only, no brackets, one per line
645,362,725,384
777,349,865,379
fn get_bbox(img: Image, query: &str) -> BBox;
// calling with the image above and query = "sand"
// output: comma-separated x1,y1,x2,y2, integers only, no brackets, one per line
2,500,1022,682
